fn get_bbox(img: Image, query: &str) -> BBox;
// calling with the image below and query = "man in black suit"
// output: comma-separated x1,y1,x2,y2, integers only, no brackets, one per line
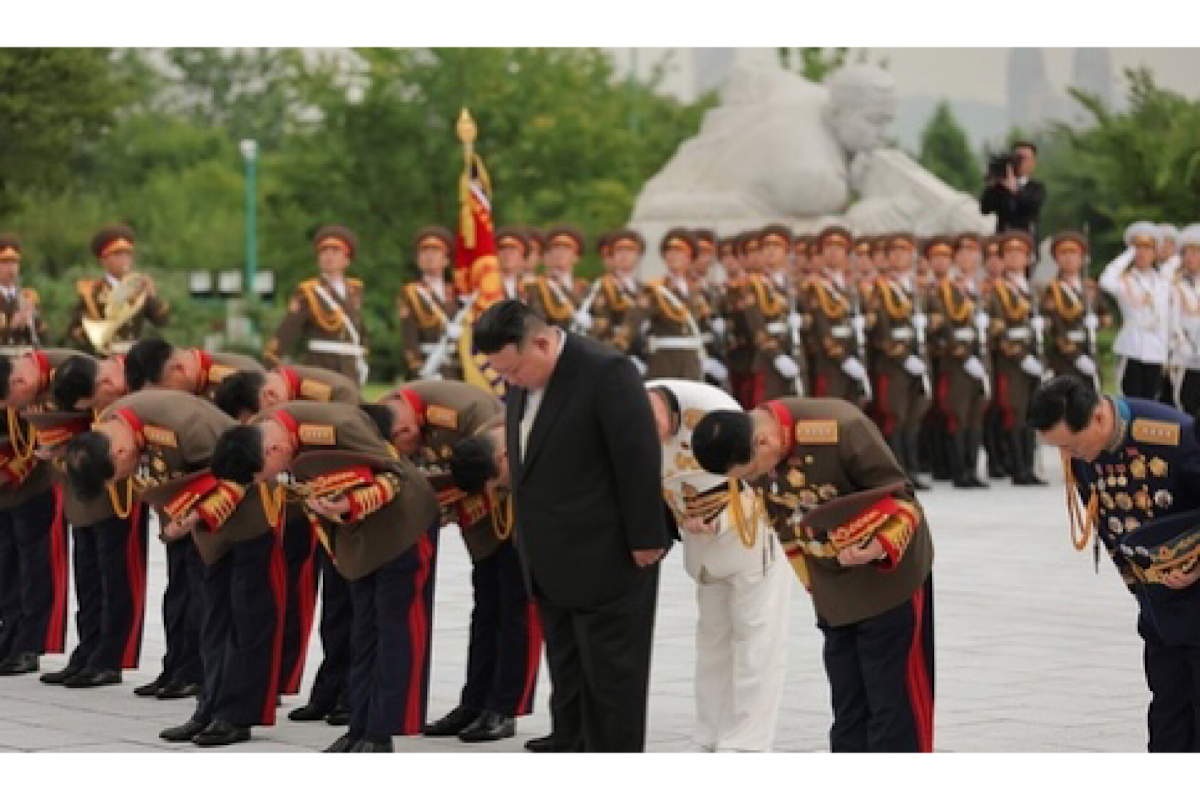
980,141,1047,240
472,300,669,753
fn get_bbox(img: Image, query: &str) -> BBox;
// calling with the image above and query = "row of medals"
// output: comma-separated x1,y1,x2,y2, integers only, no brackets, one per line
1094,457,1172,536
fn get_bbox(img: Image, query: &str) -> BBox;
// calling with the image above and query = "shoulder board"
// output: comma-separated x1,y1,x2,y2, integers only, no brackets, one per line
299,379,333,403
426,405,459,430
143,424,179,449
208,364,235,385
298,423,336,447
347,278,363,289
1131,419,1180,447
795,419,839,445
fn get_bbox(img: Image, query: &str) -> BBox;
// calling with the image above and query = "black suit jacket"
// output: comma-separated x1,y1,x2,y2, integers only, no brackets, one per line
505,332,669,609
980,178,1046,239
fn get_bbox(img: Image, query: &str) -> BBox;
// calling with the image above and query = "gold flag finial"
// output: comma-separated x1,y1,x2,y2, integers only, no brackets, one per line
457,108,477,146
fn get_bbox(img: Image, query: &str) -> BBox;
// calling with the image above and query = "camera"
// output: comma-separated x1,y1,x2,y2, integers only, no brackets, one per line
986,152,1018,183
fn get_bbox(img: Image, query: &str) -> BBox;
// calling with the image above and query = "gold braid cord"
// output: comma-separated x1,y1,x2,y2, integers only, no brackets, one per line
1050,281,1084,322
488,490,514,541
260,483,287,530
108,479,135,520
815,282,848,318
1061,450,1098,552
997,282,1030,320
752,278,788,317
537,279,575,320
651,283,691,324
726,479,763,550
940,281,973,323
7,409,35,461
301,283,346,333
880,283,912,319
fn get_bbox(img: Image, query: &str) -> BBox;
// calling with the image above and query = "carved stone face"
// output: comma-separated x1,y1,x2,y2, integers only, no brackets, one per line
827,65,897,154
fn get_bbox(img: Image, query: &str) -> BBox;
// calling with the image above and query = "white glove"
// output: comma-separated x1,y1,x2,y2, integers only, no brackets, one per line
974,310,989,330
704,357,729,382
1031,316,1046,334
1020,354,1045,377
710,317,726,337
572,310,593,331
1074,354,1096,376
903,355,927,376
773,354,800,380
841,357,867,381
1083,313,1099,332
629,355,647,376
788,312,804,329
851,315,867,336
964,355,986,380
912,312,928,330
444,322,462,341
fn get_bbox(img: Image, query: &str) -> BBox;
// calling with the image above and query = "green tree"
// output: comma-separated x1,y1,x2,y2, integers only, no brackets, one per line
0,48,131,214
917,100,981,194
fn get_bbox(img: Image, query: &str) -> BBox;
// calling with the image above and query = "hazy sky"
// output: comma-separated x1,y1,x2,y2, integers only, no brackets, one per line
612,47,1200,105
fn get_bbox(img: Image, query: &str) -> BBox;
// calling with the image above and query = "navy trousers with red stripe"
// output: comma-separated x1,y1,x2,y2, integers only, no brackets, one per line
160,537,204,686
65,507,149,671
305,545,353,710
347,524,437,740
0,487,69,659
461,538,541,717
278,512,319,696
819,576,935,753
193,533,286,728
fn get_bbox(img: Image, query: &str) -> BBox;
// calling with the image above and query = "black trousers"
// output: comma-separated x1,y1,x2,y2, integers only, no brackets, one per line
160,536,204,685
819,576,935,753
0,487,69,659
1178,370,1200,416
1140,618,1200,752
278,512,319,696
460,539,542,717
535,564,660,753
306,545,353,709
66,508,149,671
1121,358,1164,401
193,534,286,728
347,526,438,740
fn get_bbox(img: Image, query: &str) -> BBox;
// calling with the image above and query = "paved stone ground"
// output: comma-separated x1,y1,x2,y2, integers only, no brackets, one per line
0,448,1150,753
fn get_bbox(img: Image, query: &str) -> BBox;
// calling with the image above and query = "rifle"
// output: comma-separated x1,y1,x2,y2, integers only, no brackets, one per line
849,281,873,403
911,280,932,396
570,278,604,335
786,280,806,396
418,294,476,380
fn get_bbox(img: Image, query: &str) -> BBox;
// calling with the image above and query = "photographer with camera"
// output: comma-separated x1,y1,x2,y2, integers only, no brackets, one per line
980,141,1046,241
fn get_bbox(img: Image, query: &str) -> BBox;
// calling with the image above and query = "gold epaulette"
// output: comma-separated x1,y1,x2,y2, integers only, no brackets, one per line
403,282,446,330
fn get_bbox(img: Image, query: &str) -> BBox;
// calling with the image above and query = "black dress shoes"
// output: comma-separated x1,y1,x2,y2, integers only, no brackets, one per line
0,652,38,675
160,718,207,743
134,674,167,697
524,734,560,753
289,700,334,722
157,679,201,699
325,706,350,726
423,705,480,737
64,668,122,688
458,711,515,743
351,737,394,753
40,663,84,685
323,733,359,753
193,720,250,747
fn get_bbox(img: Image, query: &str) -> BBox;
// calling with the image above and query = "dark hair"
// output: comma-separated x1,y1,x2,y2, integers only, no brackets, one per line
1028,375,1099,433
213,370,267,419
359,403,395,440
472,300,547,355
64,431,115,501
691,410,756,474
1013,140,1037,155
124,338,176,391
450,433,499,494
0,355,12,402
210,425,265,485
51,355,99,411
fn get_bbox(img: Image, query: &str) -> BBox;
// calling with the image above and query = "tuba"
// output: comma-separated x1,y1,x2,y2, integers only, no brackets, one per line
82,273,151,355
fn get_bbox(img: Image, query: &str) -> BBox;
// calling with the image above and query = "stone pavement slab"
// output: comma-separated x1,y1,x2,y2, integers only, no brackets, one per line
0,449,1151,752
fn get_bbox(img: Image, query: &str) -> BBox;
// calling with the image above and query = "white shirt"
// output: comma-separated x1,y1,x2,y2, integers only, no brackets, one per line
324,276,347,300
1100,255,1169,363
0,286,16,302
519,328,567,459
425,278,445,304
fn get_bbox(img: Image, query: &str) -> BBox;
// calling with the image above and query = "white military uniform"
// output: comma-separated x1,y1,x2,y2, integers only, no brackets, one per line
1099,221,1171,394
647,378,791,752
1168,224,1200,412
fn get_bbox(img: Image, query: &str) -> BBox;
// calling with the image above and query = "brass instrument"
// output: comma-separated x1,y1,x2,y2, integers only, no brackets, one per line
82,273,151,355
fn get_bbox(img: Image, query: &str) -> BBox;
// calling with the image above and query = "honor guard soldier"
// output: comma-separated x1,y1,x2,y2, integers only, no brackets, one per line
526,225,590,332
589,229,645,358
0,350,82,675
211,401,440,753
1099,221,1171,400
68,225,170,357
985,231,1046,486
805,226,869,407
761,224,807,394
64,389,285,747
1041,231,1111,386
792,234,813,282
926,237,990,488
523,227,545,277
720,242,760,410
1168,225,1200,413
264,225,369,385
214,364,360,713
0,234,48,355
954,233,985,296
647,379,791,752
31,355,150,689
691,228,728,381
693,396,935,753
734,227,798,401
397,225,463,381
376,381,541,744
496,227,531,302
979,235,1010,479
1031,375,1200,751
869,233,933,490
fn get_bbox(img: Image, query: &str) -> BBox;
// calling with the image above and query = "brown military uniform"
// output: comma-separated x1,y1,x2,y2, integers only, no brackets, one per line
67,275,171,356
1041,278,1111,383
0,286,49,357
273,364,360,405
739,274,795,401
383,381,507,563
262,402,438,582
264,276,368,384
525,273,589,331
620,277,706,381
805,277,864,404
397,278,462,381
926,277,989,485
986,277,1039,432
869,278,931,442
185,350,264,404
589,274,641,354
755,397,933,627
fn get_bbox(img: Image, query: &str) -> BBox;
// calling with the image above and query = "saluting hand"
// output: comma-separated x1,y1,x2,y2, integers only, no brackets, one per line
632,548,666,567
837,536,885,568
